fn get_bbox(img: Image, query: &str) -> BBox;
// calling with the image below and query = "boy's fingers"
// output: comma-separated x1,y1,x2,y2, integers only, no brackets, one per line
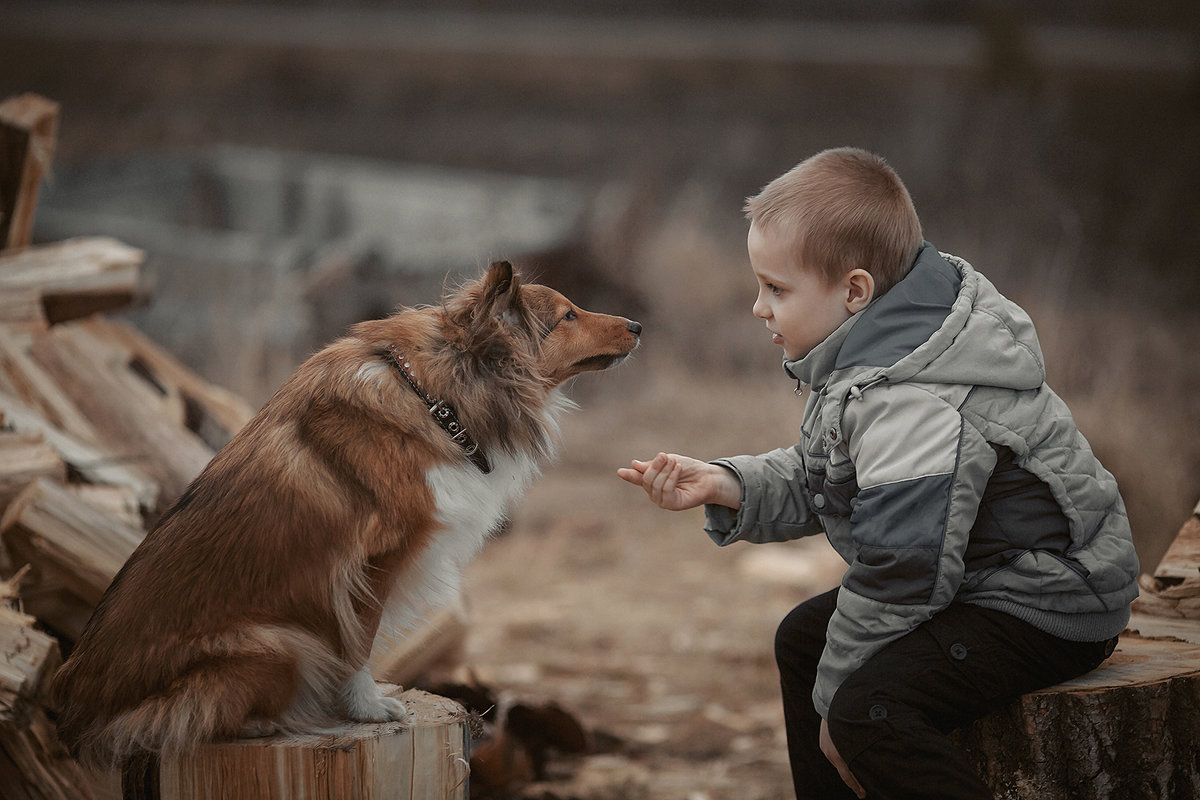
617,458,654,486
836,763,865,799
649,456,674,503
616,467,640,485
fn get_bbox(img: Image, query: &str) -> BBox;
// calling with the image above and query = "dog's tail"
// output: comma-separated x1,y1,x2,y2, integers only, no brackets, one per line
54,625,345,769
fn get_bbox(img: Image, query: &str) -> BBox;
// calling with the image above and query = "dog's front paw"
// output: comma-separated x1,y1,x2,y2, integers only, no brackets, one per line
370,694,410,723
238,718,281,739
349,692,409,724
344,667,409,723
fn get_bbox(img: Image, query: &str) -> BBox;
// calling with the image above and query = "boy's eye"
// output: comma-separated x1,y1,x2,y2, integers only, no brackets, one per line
766,283,782,296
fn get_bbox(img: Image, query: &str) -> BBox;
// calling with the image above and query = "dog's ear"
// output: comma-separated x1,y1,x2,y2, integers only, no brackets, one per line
475,261,523,326
444,260,528,360
480,260,521,324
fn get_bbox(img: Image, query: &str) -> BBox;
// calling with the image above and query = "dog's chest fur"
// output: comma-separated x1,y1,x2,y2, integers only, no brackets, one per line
373,434,549,645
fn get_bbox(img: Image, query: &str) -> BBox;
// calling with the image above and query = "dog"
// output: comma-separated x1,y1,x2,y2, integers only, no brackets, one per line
51,260,641,767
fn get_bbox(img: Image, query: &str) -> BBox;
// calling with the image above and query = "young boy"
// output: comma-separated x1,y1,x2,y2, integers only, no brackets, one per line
618,147,1138,799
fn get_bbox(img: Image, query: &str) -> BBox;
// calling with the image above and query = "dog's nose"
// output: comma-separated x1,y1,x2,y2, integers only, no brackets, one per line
628,320,642,336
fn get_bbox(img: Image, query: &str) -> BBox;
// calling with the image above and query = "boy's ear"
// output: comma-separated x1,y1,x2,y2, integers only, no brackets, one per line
844,269,875,313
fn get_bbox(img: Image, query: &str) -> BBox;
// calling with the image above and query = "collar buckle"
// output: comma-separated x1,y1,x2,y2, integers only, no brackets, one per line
384,347,492,474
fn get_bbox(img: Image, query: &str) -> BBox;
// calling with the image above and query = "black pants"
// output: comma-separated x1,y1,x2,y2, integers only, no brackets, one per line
775,588,1117,800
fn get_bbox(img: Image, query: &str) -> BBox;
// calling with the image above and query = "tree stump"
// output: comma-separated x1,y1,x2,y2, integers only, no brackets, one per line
952,621,1200,800
121,688,471,800
952,500,1200,799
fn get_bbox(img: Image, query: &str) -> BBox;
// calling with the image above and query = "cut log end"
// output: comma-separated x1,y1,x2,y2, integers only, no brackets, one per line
121,687,471,800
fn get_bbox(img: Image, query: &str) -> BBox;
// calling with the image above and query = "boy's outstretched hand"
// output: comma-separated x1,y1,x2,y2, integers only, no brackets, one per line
617,452,741,511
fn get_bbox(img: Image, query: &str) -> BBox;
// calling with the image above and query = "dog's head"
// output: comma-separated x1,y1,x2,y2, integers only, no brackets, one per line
445,261,641,388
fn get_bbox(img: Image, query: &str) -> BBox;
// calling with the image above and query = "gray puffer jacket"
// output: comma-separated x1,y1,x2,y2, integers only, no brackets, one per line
704,243,1139,718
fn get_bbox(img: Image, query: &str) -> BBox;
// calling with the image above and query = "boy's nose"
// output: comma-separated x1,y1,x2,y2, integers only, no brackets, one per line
752,294,769,319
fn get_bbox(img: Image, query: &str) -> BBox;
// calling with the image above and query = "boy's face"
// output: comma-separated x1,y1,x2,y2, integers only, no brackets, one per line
748,222,854,361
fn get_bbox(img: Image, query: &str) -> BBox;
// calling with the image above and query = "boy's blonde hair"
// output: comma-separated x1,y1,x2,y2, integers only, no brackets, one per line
744,148,923,296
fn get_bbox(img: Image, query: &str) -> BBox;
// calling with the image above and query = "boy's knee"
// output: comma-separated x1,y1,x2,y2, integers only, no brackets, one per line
774,601,827,670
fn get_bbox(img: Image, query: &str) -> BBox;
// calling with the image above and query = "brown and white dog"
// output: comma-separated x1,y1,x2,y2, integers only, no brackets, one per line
51,261,640,767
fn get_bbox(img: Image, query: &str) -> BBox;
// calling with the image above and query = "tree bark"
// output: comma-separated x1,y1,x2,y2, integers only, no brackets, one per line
953,630,1200,800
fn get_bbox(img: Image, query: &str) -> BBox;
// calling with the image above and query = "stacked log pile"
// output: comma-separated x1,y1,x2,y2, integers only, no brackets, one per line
0,236,251,798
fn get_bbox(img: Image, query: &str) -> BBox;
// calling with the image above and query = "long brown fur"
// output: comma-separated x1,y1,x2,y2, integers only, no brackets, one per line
50,261,640,768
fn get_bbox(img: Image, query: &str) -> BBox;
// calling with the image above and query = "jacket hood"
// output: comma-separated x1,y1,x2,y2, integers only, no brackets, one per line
785,243,1045,392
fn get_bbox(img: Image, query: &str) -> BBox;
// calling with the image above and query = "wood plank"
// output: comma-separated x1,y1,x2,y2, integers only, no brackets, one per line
0,94,59,252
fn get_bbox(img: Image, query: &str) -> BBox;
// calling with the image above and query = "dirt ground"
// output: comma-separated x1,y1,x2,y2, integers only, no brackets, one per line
448,363,848,799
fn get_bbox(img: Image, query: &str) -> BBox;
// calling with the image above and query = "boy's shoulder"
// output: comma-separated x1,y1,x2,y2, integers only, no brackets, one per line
833,247,1044,399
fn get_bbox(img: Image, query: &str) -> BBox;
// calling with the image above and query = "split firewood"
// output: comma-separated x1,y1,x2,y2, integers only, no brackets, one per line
0,394,159,513
0,478,143,641
0,237,143,324
63,484,144,531
0,427,65,519
0,286,46,333
0,563,99,800
1153,499,1200,580
29,323,214,510
0,93,58,252
0,706,101,800
0,325,100,444
1132,498,1200,619
0,567,60,726
76,317,254,448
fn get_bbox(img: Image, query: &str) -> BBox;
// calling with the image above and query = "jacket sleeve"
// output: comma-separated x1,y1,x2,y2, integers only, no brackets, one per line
813,383,997,718
702,447,825,546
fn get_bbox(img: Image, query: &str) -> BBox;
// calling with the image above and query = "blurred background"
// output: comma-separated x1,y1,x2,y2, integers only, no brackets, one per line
3,2,1198,796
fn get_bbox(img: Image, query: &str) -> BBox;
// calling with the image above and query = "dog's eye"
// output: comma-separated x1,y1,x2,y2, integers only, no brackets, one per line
563,309,578,322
